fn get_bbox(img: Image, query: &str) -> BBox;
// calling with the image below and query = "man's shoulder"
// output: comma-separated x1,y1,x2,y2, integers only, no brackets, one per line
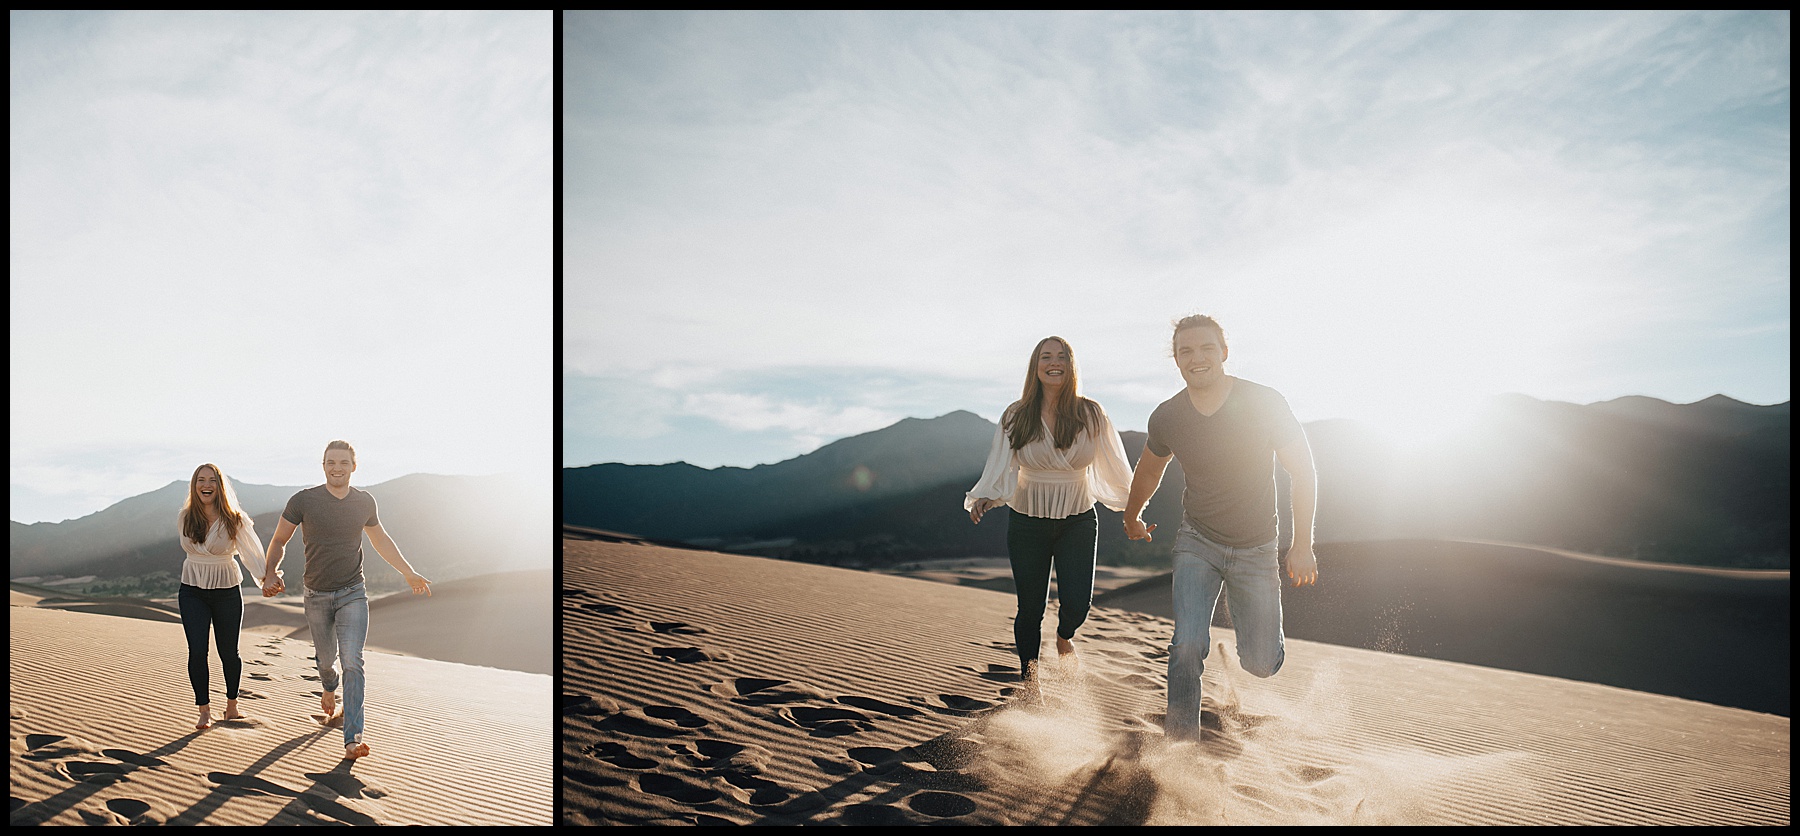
1231,378,1290,406
1148,389,1188,418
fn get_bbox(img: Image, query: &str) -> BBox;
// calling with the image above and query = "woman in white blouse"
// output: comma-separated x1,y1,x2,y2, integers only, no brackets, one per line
176,463,278,729
967,336,1134,682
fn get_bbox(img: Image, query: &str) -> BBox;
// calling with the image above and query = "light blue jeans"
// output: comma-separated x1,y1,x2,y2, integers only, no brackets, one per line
303,581,369,749
1167,522,1285,742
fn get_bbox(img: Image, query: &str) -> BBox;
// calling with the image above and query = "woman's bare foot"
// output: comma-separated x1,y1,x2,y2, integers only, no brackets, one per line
222,698,245,721
346,742,370,760
1056,636,1080,672
195,705,214,730
321,691,337,716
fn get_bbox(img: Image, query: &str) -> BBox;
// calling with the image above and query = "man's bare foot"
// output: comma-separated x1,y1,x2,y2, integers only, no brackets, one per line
195,705,213,730
222,698,245,721
346,742,370,760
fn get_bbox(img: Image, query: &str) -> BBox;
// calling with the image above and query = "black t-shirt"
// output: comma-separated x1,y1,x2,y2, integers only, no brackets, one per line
1145,378,1304,548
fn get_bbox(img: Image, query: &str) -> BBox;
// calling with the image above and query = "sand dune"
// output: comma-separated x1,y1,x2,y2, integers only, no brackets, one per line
1096,539,1790,716
9,605,550,826
14,568,552,677
561,537,1788,826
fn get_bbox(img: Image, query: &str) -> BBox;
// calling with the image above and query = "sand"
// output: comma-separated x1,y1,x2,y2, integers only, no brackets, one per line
561,537,1789,826
10,604,550,825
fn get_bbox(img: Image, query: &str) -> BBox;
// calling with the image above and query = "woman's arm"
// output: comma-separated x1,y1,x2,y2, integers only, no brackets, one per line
965,414,1020,522
1087,402,1136,513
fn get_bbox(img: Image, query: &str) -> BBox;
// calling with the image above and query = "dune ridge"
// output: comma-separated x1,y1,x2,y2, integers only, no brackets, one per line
562,538,1788,825
10,605,549,826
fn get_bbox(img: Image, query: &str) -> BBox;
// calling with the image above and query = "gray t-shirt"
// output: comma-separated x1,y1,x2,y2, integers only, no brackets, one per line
282,485,380,592
1145,378,1304,548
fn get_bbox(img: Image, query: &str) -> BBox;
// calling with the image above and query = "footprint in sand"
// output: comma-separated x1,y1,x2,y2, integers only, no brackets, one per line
249,673,274,681
907,790,979,818
638,772,722,805
57,761,132,784
837,803,926,826
720,772,796,806
104,798,168,825
648,646,730,663
584,741,659,770
812,754,861,775
560,693,620,716
578,602,629,615
774,706,874,737
920,694,997,716
598,706,710,739
708,677,830,705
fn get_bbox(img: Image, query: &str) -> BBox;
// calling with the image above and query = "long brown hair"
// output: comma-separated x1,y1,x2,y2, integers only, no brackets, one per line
180,463,245,545
1003,336,1100,451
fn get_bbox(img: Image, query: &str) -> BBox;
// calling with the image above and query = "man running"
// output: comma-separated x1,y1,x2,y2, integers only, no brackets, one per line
262,440,431,760
1124,314,1318,743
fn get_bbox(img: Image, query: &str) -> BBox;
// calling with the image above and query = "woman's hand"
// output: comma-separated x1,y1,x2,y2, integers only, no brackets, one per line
969,498,1001,524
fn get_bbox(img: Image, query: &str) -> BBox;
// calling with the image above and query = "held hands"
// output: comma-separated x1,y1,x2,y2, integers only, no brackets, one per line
261,570,285,598
405,572,432,597
969,498,1001,524
1124,515,1157,542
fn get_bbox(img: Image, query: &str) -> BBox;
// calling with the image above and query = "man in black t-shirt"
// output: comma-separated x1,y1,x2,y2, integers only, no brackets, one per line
1124,314,1319,743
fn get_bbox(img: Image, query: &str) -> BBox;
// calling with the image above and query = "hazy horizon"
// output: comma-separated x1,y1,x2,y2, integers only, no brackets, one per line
10,11,554,524
564,11,1789,473
565,389,1789,470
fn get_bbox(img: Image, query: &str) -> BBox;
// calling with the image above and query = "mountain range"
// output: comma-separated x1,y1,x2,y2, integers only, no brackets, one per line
563,394,1789,570
10,472,550,594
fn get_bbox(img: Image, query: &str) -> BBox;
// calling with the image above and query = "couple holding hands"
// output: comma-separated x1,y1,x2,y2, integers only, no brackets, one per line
966,314,1319,742
175,440,431,761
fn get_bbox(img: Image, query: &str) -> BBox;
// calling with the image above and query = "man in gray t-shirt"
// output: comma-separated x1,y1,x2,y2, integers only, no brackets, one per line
1123,315,1319,742
260,440,431,761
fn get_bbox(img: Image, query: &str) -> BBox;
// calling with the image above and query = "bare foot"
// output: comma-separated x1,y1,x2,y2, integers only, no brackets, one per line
195,705,214,730
346,742,370,760
222,698,245,721
321,691,337,716
1056,636,1080,672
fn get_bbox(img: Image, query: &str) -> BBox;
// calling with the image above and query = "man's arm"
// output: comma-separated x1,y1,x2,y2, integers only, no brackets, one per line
262,517,297,596
1124,448,1173,541
366,523,431,596
1276,435,1318,586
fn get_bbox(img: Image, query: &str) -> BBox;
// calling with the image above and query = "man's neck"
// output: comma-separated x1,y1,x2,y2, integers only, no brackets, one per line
1186,375,1235,416
325,483,353,499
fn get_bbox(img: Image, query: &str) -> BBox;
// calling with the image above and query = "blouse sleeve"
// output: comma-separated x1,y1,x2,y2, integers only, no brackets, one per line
1086,402,1135,513
965,418,1020,512
233,515,269,581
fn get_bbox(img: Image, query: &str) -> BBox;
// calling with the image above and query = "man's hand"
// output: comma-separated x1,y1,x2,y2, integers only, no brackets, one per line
969,498,1001,524
1286,544,1318,587
405,572,432,597
1124,515,1157,541
261,571,285,598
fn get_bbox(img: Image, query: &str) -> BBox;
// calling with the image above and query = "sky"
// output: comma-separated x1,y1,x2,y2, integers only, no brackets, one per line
10,11,553,524
563,10,1789,471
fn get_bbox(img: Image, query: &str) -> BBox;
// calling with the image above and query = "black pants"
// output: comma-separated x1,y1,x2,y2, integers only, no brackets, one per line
1006,508,1098,666
178,583,243,706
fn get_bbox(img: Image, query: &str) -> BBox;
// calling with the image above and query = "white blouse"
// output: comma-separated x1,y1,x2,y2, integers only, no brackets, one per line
177,511,268,590
965,400,1135,519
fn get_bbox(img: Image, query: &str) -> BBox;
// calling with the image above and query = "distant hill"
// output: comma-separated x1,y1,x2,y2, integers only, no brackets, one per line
562,410,998,539
563,396,1789,570
10,472,549,594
